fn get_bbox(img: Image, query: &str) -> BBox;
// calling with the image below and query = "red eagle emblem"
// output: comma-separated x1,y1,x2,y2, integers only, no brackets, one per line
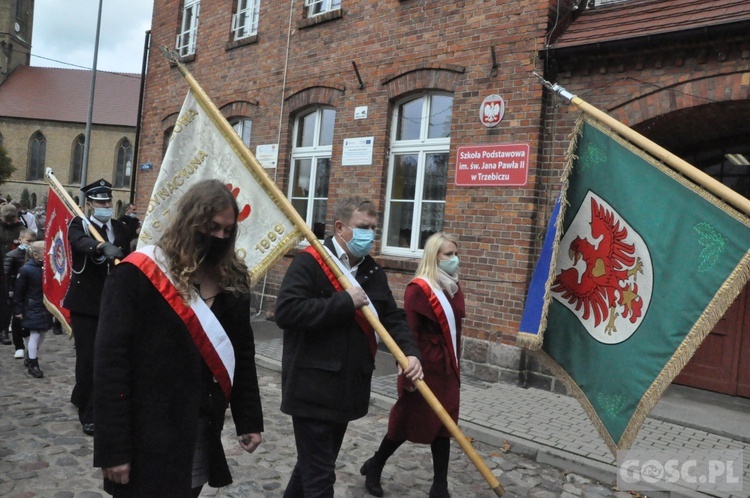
552,197,644,335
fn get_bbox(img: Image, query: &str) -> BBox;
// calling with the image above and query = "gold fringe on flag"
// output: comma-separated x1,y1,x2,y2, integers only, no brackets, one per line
516,115,584,350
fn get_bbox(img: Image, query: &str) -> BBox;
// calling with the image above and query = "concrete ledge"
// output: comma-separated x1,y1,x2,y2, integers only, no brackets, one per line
536,447,617,487
256,354,281,373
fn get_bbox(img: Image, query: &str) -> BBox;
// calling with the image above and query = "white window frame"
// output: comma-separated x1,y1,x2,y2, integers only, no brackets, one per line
304,0,341,17
288,108,335,239
382,93,452,257
231,0,260,40
176,0,200,57
114,138,133,188
231,118,252,147
592,0,630,5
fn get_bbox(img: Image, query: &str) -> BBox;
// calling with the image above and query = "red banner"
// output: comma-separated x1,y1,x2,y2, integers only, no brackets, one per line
43,188,73,333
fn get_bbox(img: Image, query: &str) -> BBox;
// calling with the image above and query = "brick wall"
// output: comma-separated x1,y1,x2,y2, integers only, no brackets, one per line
136,0,572,384
135,1,750,387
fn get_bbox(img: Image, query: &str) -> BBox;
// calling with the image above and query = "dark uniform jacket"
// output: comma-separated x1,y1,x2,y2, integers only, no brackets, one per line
63,216,131,315
93,261,264,497
275,237,421,423
13,259,53,331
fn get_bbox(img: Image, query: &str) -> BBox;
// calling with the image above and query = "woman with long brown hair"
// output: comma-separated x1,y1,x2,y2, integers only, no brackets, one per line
93,179,263,497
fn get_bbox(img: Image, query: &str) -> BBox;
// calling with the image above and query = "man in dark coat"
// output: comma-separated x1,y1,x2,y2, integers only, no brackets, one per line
0,204,24,345
275,196,423,498
116,202,140,250
63,179,131,436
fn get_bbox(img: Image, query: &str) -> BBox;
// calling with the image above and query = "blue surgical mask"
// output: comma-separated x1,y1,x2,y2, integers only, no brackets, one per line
93,207,113,223
345,226,375,258
18,244,28,251
438,255,459,275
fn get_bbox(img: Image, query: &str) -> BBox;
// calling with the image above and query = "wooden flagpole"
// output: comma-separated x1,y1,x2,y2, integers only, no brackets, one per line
45,168,108,244
535,73,750,217
164,49,505,496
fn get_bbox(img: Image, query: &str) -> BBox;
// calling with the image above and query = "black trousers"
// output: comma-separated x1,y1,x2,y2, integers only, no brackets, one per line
10,313,25,350
283,416,349,498
70,312,98,425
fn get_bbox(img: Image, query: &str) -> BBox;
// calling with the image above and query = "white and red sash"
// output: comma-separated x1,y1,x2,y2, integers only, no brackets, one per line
303,245,379,358
411,277,459,377
124,246,235,400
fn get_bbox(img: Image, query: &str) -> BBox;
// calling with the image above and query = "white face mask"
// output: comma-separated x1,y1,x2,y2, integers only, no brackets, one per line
345,226,375,258
438,255,459,275
93,207,113,223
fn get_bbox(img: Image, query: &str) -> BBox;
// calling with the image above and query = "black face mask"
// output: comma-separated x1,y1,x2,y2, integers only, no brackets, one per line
195,232,233,265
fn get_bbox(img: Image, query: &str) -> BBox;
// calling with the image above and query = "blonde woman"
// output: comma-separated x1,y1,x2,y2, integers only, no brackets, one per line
361,232,464,498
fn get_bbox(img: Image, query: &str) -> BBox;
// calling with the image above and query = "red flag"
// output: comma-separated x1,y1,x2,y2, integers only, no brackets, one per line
43,188,73,334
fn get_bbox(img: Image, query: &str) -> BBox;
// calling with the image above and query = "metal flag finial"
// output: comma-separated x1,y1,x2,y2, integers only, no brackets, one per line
160,46,182,66
533,72,577,103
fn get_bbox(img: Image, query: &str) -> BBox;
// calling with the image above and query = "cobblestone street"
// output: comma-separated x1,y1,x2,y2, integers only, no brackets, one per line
1,332,626,497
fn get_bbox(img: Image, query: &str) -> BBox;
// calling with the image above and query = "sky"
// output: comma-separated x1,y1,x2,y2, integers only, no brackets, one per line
30,0,153,74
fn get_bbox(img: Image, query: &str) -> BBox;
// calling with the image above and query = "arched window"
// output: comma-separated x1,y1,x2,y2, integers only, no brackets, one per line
163,127,174,158
288,107,335,239
383,92,453,255
70,134,85,184
230,118,252,147
27,131,46,181
114,138,133,188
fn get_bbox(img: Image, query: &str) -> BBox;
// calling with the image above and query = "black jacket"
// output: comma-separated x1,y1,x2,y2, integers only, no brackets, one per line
275,237,420,423
117,214,140,242
13,259,53,330
93,260,263,496
63,216,131,316
3,246,26,293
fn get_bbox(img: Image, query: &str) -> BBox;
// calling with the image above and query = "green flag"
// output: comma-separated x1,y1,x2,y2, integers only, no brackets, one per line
528,116,750,454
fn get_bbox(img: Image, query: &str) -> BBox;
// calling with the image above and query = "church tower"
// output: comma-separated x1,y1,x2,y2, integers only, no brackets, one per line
0,0,34,84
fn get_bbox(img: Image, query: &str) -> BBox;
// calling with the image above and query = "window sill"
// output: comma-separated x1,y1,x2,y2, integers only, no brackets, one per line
282,246,419,273
373,254,419,274
226,35,258,52
298,8,343,30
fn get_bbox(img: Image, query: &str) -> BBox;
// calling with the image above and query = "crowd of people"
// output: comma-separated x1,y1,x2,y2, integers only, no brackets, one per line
3,178,466,498
0,190,140,379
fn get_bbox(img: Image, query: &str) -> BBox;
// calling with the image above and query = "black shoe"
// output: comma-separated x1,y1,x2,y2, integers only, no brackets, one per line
0,331,11,345
360,457,384,497
52,324,63,335
82,423,95,436
429,482,450,498
27,358,44,378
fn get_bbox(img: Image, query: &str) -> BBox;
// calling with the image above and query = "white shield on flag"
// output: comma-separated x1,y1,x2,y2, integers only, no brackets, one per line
551,191,654,344
139,90,301,281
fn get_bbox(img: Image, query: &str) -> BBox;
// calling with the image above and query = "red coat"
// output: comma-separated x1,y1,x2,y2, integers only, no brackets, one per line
387,281,465,443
